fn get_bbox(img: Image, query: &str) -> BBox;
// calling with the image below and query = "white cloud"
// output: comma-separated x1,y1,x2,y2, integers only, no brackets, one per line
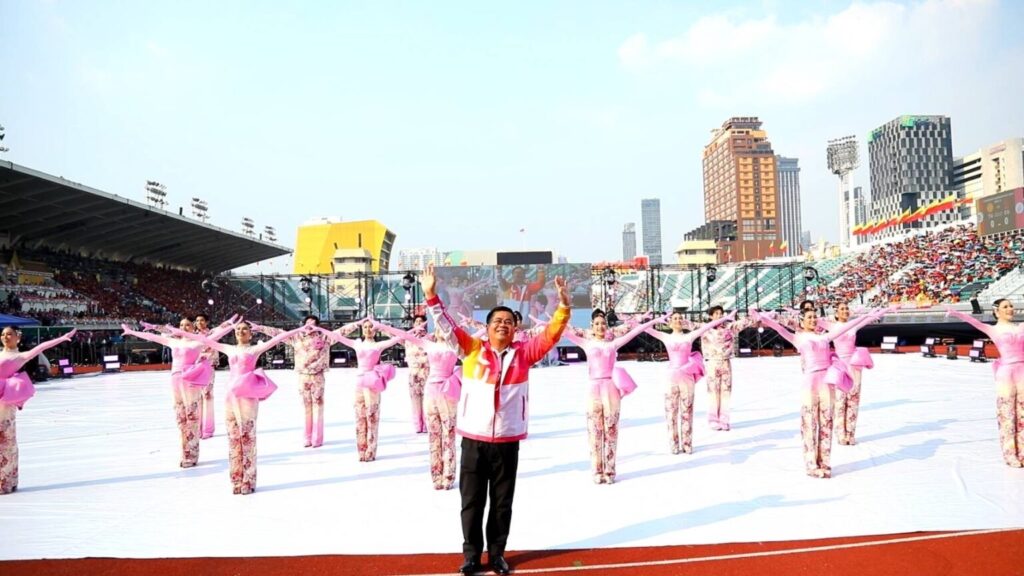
617,33,650,69
618,0,997,104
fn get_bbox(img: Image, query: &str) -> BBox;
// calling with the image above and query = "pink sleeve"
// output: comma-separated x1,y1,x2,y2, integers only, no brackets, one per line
948,310,998,339
758,315,797,346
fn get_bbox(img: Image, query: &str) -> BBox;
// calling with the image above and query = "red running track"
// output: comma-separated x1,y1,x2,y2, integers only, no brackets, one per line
3,529,1021,576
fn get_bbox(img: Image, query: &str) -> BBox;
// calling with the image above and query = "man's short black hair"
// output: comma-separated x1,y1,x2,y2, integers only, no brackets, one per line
487,306,516,324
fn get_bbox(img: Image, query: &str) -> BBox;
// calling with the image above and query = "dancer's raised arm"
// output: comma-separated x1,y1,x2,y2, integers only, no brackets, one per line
752,310,797,346
20,329,77,362
824,307,889,343
611,314,669,350
254,325,310,356
123,324,177,347
166,325,233,354
689,310,736,340
947,307,999,339
313,325,359,348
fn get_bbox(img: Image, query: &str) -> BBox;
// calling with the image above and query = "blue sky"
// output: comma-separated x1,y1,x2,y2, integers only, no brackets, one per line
2,0,1022,272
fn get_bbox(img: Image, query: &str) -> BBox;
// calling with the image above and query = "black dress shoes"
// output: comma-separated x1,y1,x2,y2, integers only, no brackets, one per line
490,555,511,575
459,558,480,575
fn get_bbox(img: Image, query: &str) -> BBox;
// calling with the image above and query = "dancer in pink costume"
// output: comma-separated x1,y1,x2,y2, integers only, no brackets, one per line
644,310,735,452
562,310,666,483
949,301,1024,467
195,314,222,439
124,318,234,466
752,308,883,478
145,314,235,439
696,306,756,431
446,275,491,321
316,320,403,462
374,320,462,489
172,321,307,494
250,315,345,448
778,300,827,332
0,326,76,494
401,315,430,434
822,302,891,445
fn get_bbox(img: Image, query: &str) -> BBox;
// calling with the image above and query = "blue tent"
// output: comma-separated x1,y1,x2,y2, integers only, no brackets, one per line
0,313,40,327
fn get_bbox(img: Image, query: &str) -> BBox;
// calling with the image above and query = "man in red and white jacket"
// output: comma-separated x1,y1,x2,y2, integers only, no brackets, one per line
422,263,570,576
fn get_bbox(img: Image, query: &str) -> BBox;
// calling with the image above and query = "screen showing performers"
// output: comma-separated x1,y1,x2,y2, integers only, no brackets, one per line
433,264,592,341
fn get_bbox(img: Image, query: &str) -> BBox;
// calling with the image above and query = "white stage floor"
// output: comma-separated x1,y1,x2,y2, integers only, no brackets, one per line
1,355,1022,559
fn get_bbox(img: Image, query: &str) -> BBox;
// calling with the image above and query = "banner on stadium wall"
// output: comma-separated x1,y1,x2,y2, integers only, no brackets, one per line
977,187,1024,236
852,192,970,237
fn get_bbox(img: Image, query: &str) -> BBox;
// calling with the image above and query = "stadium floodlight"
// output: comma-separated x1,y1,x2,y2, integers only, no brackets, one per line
827,135,860,249
241,217,255,237
0,124,8,153
263,226,277,243
145,180,168,209
190,197,209,222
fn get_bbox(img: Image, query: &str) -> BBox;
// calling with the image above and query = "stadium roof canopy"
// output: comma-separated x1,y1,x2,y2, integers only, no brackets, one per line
0,161,291,273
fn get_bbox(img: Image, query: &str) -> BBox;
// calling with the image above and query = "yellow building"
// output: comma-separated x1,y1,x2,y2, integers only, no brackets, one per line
293,218,396,274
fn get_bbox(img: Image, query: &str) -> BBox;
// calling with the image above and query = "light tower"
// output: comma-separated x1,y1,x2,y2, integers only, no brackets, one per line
145,180,168,210
190,197,209,222
827,136,860,249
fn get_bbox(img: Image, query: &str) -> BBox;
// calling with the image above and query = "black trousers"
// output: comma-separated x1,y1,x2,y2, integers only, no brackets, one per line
460,437,519,561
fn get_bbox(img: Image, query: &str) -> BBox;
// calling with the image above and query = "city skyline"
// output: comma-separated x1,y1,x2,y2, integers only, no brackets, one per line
2,0,1023,271
641,199,663,265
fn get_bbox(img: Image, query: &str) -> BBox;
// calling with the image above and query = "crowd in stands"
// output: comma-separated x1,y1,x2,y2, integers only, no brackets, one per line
0,246,292,326
819,225,1024,309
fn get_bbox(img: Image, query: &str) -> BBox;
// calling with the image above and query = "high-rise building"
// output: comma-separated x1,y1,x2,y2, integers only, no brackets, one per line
622,222,637,260
867,115,954,238
851,186,868,226
640,199,662,265
776,156,802,257
800,230,812,251
396,248,442,271
702,117,779,262
953,137,1024,218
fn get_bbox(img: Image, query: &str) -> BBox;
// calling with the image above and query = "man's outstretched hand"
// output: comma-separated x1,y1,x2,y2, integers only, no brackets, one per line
422,263,437,300
554,276,570,307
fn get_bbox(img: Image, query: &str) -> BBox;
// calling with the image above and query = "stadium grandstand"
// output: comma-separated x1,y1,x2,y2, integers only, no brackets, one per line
0,160,291,333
